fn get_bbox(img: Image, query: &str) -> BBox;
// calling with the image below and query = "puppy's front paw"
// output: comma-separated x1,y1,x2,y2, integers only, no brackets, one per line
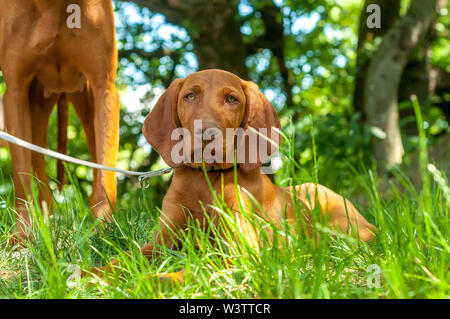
154,270,186,284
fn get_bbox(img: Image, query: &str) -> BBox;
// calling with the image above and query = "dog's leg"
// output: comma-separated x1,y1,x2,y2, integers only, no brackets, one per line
290,183,376,242
139,229,186,283
65,7,120,220
87,203,187,282
141,207,186,253
3,74,34,240
68,86,97,165
70,84,118,220
30,82,58,209
87,80,119,221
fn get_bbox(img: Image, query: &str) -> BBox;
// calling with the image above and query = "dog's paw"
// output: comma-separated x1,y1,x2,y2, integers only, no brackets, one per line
66,264,81,288
154,270,186,284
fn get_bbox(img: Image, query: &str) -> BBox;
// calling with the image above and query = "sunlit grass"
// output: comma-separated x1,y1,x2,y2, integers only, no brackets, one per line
0,106,448,298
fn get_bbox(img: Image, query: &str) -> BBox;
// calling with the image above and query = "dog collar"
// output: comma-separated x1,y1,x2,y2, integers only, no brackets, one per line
196,166,220,172
192,165,235,173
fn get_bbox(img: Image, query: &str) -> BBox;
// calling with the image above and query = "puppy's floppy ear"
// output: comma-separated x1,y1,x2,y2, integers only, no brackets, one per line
239,80,281,172
143,78,184,168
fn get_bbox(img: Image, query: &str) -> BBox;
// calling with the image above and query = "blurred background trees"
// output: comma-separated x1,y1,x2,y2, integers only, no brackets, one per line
0,0,448,207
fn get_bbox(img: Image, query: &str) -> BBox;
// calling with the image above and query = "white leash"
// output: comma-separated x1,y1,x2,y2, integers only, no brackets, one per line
0,131,173,187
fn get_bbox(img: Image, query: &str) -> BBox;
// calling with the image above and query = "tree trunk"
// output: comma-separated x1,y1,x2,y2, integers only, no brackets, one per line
398,33,433,136
364,0,439,168
128,0,248,78
353,0,401,117
398,0,448,136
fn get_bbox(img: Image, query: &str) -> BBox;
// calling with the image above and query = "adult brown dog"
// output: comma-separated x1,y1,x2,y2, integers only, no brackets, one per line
0,1,119,240
92,69,375,282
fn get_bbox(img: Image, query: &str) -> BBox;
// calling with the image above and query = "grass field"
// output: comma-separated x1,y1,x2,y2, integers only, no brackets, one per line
0,109,448,299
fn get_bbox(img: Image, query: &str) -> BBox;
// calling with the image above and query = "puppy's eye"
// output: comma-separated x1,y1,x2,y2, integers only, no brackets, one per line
185,93,196,101
225,95,238,104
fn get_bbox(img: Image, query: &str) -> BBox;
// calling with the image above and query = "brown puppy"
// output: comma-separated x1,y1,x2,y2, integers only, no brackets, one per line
90,69,375,282
0,1,120,240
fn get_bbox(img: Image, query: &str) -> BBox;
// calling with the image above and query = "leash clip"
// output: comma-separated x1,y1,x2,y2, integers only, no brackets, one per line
138,167,173,189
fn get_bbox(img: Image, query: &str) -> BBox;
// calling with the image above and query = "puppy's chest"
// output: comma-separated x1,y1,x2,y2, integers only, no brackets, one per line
170,172,260,216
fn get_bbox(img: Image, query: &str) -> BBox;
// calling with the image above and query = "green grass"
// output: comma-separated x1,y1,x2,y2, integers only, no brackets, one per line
0,107,448,299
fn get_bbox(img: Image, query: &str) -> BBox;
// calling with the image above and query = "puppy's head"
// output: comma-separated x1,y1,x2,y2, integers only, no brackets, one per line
143,69,281,172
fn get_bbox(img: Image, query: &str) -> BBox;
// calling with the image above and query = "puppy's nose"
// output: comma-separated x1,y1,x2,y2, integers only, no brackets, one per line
194,121,220,137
